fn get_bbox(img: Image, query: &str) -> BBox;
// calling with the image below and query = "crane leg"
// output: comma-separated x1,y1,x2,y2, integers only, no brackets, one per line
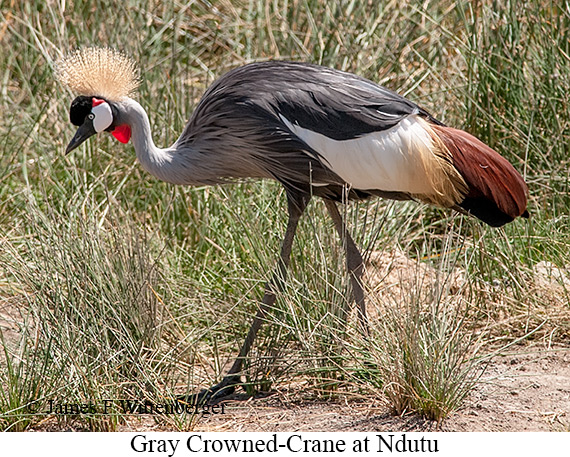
324,199,369,337
185,195,309,403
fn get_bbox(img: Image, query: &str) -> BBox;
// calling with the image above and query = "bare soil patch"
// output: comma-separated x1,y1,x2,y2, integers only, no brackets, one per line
189,345,569,432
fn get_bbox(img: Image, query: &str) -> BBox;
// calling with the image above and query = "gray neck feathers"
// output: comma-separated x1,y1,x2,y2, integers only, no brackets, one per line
118,98,219,186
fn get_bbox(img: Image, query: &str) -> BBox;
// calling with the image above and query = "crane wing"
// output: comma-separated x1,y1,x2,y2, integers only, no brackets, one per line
230,62,463,205
181,61,456,203
180,61,527,225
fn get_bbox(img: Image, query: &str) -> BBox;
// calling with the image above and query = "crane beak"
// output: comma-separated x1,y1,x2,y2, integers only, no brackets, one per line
66,121,97,154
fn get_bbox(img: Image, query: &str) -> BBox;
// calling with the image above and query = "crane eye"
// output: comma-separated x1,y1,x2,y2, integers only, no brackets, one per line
88,113,95,120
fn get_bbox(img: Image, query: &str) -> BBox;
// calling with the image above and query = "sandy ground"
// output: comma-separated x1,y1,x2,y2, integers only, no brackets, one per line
105,344,569,432
184,345,569,432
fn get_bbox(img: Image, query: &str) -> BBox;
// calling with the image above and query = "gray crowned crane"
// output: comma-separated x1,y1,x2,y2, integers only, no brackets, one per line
57,47,529,401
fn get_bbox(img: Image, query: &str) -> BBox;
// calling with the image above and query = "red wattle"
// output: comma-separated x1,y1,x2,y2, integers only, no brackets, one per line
92,97,105,107
112,124,132,143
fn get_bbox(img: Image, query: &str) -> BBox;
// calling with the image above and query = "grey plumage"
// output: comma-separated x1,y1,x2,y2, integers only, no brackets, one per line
176,61,425,201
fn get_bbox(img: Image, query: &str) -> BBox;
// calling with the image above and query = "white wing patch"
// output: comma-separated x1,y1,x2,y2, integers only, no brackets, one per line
280,114,467,206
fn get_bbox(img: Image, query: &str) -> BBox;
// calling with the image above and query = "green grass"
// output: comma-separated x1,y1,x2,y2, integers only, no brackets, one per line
1,0,569,430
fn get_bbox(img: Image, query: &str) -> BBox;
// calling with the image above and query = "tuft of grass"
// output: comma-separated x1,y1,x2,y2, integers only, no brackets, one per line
366,227,485,421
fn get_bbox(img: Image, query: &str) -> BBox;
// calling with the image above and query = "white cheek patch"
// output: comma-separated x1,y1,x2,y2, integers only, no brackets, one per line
92,102,113,133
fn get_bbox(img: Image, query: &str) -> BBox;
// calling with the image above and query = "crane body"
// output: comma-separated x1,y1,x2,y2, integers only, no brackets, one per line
58,48,529,400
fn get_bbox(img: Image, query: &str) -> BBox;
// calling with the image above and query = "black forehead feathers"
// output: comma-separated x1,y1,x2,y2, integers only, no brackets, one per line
69,96,93,126
69,95,109,126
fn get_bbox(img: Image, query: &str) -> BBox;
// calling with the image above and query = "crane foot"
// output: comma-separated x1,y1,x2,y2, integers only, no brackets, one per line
177,374,241,405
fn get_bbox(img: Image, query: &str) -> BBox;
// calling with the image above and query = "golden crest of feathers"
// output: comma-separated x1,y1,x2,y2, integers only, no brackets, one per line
56,47,140,101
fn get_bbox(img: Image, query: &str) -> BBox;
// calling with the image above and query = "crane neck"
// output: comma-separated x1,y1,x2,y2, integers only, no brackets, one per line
116,97,184,183
116,97,263,186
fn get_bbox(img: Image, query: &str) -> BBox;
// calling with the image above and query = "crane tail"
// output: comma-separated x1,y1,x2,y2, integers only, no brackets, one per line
430,124,529,227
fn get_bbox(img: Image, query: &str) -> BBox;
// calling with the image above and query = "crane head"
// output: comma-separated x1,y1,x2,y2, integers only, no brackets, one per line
56,47,140,153
65,95,131,154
